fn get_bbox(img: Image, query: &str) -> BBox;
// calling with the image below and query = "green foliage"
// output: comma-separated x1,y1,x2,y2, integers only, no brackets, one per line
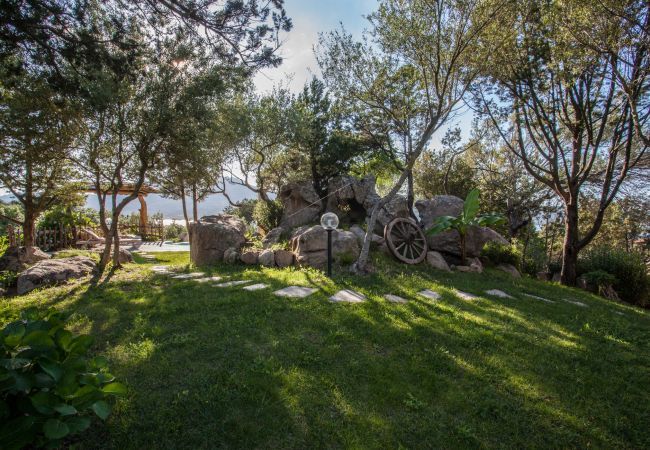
253,199,283,233
582,270,618,288
38,205,99,229
0,309,126,449
427,189,505,263
223,199,257,224
0,270,17,289
578,246,649,307
0,202,23,236
482,242,520,268
164,223,186,242
0,235,8,256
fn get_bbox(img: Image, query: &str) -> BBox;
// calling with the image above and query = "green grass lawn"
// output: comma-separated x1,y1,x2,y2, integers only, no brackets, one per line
2,251,649,449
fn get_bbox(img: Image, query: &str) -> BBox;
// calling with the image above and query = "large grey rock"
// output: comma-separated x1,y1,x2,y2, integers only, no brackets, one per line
349,225,384,246
415,195,508,257
189,214,246,266
426,251,451,272
0,246,51,273
258,249,275,267
278,181,322,229
326,175,409,233
16,256,96,295
291,225,360,269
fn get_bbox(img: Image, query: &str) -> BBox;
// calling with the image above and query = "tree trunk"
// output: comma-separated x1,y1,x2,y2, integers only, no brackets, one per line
192,183,198,223
112,228,121,269
560,202,580,285
180,185,191,241
23,208,36,248
407,169,416,220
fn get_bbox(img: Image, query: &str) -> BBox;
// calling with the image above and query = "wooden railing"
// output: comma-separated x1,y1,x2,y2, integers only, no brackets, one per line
6,222,164,251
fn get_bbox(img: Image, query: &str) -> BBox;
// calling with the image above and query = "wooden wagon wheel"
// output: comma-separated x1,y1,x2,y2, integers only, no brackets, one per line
384,217,428,264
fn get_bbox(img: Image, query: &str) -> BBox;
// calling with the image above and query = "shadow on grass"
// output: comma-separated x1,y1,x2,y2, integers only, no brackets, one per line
4,254,649,449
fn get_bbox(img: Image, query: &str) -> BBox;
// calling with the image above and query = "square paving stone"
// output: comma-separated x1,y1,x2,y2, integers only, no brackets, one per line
330,289,366,303
214,280,252,287
418,289,441,300
194,276,222,283
563,299,588,307
172,272,205,280
455,291,478,300
273,286,318,298
242,283,269,291
384,294,408,303
523,293,555,303
485,289,514,299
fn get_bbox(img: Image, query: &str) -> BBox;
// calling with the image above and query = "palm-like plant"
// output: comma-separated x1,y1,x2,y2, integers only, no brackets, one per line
426,189,504,265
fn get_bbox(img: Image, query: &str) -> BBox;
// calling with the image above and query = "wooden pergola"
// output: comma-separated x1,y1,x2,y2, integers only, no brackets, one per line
83,184,159,231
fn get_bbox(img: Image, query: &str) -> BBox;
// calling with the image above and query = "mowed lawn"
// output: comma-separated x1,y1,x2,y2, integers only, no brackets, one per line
1,251,649,449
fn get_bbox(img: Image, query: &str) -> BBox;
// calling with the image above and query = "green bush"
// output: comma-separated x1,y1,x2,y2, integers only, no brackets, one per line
253,199,283,232
164,223,186,241
223,199,257,224
482,242,521,268
38,205,98,229
0,235,8,256
0,309,126,449
582,270,618,287
578,246,649,307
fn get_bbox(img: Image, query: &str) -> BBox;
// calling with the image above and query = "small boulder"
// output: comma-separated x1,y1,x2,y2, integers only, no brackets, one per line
496,263,521,278
426,251,451,272
116,248,133,264
16,256,96,295
223,247,240,264
274,250,294,268
349,225,384,246
455,258,483,273
537,271,551,281
240,251,259,265
258,249,275,267
0,246,51,273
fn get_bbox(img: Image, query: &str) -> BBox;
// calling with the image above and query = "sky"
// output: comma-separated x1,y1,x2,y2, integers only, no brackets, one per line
253,0,377,93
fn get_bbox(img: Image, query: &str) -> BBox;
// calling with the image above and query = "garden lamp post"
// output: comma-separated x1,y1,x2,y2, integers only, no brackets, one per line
320,212,339,277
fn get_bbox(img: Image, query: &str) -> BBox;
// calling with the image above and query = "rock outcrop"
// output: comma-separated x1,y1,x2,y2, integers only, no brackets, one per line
496,263,521,278
426,251,451,272
415,195,508,258
240,251,259,265
278,181,322,229
258,249,275,267
189,215,246,266
16,256,96,295
0,246,51,273
291,225,360,269
262,227,286,248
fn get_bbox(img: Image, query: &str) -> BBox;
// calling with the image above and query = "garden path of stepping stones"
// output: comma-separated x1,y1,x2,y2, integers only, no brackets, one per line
242,283,269,291
194,276,222,283
563,298,588,307
214,280,252,287
329,289,366,303
522,293,555,303
485,289,514,299
384,294,408,303
418,289,441,300
273,286,318,298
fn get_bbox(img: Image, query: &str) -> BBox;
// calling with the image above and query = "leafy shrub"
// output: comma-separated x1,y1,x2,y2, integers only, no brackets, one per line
253,199,283,232
0,235,8,256
1,309,126,449
482,242,520,268
582,270,618,287
0,270,18,290
578,246,649,307
223,199,257,224
164,223,186,242
38,205,98,229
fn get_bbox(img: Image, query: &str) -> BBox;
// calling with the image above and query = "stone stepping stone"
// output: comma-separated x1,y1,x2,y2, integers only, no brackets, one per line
172,272,206,280
614,311,625,316
214,280,252,287
455,290,478,300
242,283,269,291
330,289,366,303
523,293,555,303
273,286,318,298
384,294,408,303
563,298,588,307
194,276,222,283
485,289,514,299
418,289,441,300
151,265,172,273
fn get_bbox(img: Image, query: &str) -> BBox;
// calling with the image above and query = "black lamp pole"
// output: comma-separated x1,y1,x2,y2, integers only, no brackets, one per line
326,228,333,277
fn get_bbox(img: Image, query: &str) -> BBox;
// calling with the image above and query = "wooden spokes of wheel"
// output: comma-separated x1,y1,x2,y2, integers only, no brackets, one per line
384,217,428,264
